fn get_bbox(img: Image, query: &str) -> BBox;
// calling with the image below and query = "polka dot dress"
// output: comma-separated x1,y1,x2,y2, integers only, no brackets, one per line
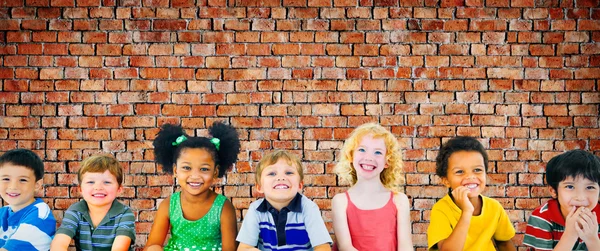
164,192,226,251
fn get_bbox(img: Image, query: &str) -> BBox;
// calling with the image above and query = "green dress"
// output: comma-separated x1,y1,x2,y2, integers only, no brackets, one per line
164,191,226,251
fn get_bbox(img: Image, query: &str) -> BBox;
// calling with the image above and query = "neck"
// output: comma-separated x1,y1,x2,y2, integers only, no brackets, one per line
265,195,296,212
180,189,215,203
87,202,112,216
469,195,483,215
11,198,36,212
352,177,387,193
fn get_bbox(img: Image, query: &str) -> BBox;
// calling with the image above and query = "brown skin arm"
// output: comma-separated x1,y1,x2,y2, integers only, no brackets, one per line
495,239,516,251
220,199,239,251
143,196,171,251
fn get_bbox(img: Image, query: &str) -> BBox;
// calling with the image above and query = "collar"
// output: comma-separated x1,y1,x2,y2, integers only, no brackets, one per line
75,199,127,218
548,199,600,226
257,193,303,213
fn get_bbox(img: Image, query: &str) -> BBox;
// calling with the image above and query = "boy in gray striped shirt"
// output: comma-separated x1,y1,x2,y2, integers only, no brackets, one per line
51,155,136,251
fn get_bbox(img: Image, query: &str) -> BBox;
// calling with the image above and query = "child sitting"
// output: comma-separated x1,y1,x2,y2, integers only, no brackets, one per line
331,123,413,251
51,154,136,251
427,136,515,251
523,149,600,250
237,150,332,251
0,149,56,250
144,122,241,251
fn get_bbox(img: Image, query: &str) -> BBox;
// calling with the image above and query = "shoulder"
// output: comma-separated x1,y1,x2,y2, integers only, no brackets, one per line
65,200,88,214
331,192,348,212
393,192,409,207
248,197,265,211
332,192,347,205
431,194,452,211
530,200,555,220
300,194,320,211
27,199,55,221
482,195,511,211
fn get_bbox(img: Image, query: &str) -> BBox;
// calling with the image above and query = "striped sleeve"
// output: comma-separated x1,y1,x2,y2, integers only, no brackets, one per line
2,203,56,251
115,207,136,241
56,208,81,238
523,207,554,250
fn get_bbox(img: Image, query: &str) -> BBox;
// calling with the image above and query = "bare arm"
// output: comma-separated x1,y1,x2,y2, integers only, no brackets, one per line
436,187,473,251
111,236,133,251
237,243,259,251
395,193,414,251
220,199,239,251
331,194,358,251
495,239,516,251
313,243,332,251
143,197,171,251
50,233,73,251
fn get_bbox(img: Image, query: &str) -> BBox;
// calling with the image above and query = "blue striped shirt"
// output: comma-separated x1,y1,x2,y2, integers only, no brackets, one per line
0,198,56,251
237,193,332,251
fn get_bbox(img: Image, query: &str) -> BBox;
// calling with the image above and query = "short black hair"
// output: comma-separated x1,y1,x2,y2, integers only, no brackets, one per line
546,149,600,192
0,149,44,181
435,136,489,177
153,121,241,178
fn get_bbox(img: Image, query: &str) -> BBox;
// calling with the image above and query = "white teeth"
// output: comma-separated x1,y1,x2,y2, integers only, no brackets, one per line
465,184,478,189
188,182,202,187
274,185,289,189
361,164,376,171
92,194,106,197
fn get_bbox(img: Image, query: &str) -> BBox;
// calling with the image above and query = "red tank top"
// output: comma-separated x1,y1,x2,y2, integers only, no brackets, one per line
346,191,397,251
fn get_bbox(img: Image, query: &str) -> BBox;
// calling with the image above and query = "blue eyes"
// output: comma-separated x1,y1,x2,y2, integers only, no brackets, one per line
357,148,384,155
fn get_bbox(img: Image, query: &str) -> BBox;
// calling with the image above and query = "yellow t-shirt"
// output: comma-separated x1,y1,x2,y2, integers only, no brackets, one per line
427,194,515,251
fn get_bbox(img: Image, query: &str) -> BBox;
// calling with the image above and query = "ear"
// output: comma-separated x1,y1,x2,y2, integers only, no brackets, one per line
256,182,263,194
441,177,451,188
213,165,219,178
549,186,557,198
299,181,304,190
172,164,177,175
35,179,43,191
117,185,123,194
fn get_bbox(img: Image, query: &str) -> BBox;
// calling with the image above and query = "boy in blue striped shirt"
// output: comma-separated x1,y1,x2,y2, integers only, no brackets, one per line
51,154,135,251
0,149,56,251
237,150,332,251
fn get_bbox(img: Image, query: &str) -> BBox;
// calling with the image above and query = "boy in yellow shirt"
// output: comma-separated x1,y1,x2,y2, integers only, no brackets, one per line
427,137,516,251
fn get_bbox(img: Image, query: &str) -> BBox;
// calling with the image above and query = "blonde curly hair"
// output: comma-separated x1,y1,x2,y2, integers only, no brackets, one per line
334,123,404,191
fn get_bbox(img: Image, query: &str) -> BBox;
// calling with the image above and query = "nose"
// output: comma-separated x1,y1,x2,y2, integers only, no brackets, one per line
8,180,17,189
92,182,102,190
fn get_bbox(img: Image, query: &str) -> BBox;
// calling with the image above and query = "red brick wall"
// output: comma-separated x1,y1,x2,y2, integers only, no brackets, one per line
1,0,600,250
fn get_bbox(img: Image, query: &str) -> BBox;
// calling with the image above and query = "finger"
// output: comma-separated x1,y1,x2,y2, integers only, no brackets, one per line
567,206,577,218
576,222,584,236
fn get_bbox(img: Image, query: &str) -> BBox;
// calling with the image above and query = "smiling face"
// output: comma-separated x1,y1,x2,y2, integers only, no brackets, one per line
0,164,39,212
352,134,388,181
555,176,600,219
257,158,303,209
80,170,122,209
174,148,216,197
442,151,487,198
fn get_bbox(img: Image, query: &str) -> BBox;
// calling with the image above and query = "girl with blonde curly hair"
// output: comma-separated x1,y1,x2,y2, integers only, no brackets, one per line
332,123,413,251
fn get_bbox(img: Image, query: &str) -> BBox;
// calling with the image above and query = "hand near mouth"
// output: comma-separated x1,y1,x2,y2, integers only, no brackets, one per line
564,206,584,241
451,186,474,214
575,207,600,245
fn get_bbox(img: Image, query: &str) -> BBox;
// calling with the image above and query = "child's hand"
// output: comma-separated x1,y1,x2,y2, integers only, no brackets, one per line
576,208,599,244
451,186,474,213
564,206,583,240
